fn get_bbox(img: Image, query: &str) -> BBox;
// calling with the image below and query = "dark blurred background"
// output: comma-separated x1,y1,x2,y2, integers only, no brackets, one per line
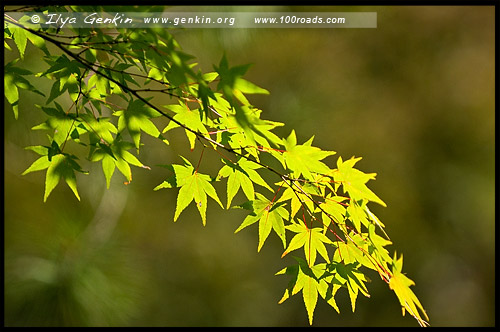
4,5,495,327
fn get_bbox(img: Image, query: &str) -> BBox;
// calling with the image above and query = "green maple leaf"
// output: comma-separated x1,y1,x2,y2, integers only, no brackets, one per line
234,193,289,251
217,157,273,208
87,73,111,97
239,107,283,149
163,103,210,150
154,156,223,225
214,55,280,147
346,200,370,233
333,234,375,271
9,21,48,59
276,258,342,325
282,220,334,266
389,254,429,326
115,99,165,150
31,105,78,146
22,151,88,202
330,262,370,313
319,194,348,232
302,269,319,325
277,186,306,219
275,259,319,325
277,180,321,219
89,138,150,188
80,114,117,145
11,27,27,59
333,156,386,207
213,104,284,156
283,130,335,180
367,223,393,266
40,55,83,103
332,226,392,277
4,60,45,119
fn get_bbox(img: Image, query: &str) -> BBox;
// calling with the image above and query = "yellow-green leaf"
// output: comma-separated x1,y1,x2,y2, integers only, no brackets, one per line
282,220,333,266
334,156,386,207
235,193,288,251
43,154,84,202
283,130,335,180
157,157,222,225
389,254,429,326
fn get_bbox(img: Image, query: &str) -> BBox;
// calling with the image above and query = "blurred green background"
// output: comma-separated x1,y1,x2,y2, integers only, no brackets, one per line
4,5,495,327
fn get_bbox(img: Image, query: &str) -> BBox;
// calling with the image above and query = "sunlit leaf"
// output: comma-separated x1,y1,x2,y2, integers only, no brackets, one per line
235,193,288,251
116,99,164,150
283,130,335,180
12,27,27,59
282,220,334,266
333,156,386,207
155,157,223,225
217,157,273,208
389,254,429,326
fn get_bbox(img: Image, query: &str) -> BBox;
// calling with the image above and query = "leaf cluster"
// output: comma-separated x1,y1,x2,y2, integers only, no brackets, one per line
4,6,428,326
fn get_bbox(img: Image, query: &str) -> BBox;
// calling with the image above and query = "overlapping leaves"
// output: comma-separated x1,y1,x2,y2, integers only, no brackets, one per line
235,193,289,251
4,10,428,327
